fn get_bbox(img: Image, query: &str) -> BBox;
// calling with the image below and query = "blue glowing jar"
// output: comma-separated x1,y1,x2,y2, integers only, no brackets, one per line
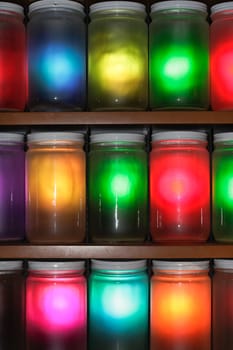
88,259,149,350
27,0,86,111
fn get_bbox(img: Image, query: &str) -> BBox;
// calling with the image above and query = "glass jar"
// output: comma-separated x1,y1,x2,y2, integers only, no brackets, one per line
88,259,149,350
210,3,233,110
27,0,86,111
149,1,209,110
213,259,233,350
0,261,25,350
26,260,87,350
88,132,148,242
0,133,25,241
212,132,233,242
88,1,148,110
151,260,211,350
150,131,210,242
0,2,26,111
26,132,86,243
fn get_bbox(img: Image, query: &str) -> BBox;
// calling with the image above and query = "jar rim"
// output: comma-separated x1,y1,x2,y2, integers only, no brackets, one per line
214,259,233,270
91,259,147,271
214,132,233,143
0,2,24,15
211,2,233,15
29,0,84,15
152,130,207,142
151,0,207,13
89,1,146,14
0,132,24,143
28,260,85,271
152,260,209,271
27,132,84,144
90,132,144,143
0,260,23,271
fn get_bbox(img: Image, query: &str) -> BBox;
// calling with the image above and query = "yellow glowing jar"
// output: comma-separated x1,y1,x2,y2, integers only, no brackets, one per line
26,132,86,243
88,1,148,110
150,260,211,350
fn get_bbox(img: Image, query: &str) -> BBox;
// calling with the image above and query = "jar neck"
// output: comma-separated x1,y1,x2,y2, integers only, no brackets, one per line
28,140,83,149
153,269,208,277
211,10,233,22
90,9,146,20
29,269,84,277
151,8,207,19
152,139,207,148
90,141,145,151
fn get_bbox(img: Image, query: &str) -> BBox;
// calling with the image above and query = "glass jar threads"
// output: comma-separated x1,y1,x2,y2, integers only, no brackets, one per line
212,132,233,242
210,3,233,110
213,259,233,350
149,1,209,110
27,0,86,111
151,260,211,350
88,1,148,110
0,261,25,350
88,259,149,350
26,132,86,243
0,2,26,111
26,260,87,350
0,133,25,241
150,131,210,242
88,132,148,242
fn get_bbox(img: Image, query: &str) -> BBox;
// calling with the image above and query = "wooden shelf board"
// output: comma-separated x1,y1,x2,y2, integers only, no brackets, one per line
1,111,233,126
0,243,232,259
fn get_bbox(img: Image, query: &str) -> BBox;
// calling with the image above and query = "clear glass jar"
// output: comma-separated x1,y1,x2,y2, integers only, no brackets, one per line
0,133,25,241
213,259,233,350
151,260,211,350
88,132,148,242
212,132,233,242
26,132,86,243
88,259,149,350
149,1,209,110
27,0,86,111
26,260,87,350
210,3,233,110
88,1,148,110
150,131,210,242
0,2,26,111
0,261,25,350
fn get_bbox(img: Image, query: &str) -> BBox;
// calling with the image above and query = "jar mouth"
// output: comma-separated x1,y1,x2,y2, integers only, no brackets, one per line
151,130,207,142
27,131,84,144
0,132,24,143
28,260,85,271
0,260,23,271
91,259,147,271
0,2,24,16
214,132,233,144
152,260,209,272
90,132,144,143
214,259,233,270
211,2,233,15
151,0,207,13
89,1,146,14
29,0,85,16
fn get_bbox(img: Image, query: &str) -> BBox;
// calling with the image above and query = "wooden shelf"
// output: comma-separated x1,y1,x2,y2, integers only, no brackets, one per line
0,243,232,259
1,111,233,126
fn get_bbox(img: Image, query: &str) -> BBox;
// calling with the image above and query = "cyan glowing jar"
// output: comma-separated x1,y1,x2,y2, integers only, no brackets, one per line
151,260,211,350
28,0,86,111
0,261,25,350
88,132,148,242
0,133,25,241
213,259,233,350
88,1,148,110
26,132,86,243
210,3,233,110
150,131,210,242
212,132,233,242
0,2,26,111
149,1,209,110
26,261,87,350
89,259,149,350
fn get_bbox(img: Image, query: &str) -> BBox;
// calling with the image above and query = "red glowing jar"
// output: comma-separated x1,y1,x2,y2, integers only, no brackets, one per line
210,3,233,110
26,261,87,350
0,2,26,111
150,131,210,242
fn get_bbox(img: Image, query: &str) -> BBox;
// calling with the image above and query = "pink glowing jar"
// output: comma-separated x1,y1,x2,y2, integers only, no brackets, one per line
26,260,87,350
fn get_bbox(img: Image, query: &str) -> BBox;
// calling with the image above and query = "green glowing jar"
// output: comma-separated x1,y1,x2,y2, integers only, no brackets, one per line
213,133,233,242
88,132,148,242
88,1,148,111
88,259,149,350
149,0,209,110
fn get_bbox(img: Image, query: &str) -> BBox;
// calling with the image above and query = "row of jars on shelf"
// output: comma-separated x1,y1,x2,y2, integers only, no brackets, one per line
1,129,233,243
1,258,232,350
1,0,233,111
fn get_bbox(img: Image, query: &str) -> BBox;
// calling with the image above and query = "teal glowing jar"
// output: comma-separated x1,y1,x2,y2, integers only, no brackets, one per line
149,1,209,110
213,133,233,242
88,132,148,242
88,259,149,350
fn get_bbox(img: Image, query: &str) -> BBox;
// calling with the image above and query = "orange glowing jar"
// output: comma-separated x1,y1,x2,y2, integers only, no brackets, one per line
26,132,86,243
150,260,211,350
